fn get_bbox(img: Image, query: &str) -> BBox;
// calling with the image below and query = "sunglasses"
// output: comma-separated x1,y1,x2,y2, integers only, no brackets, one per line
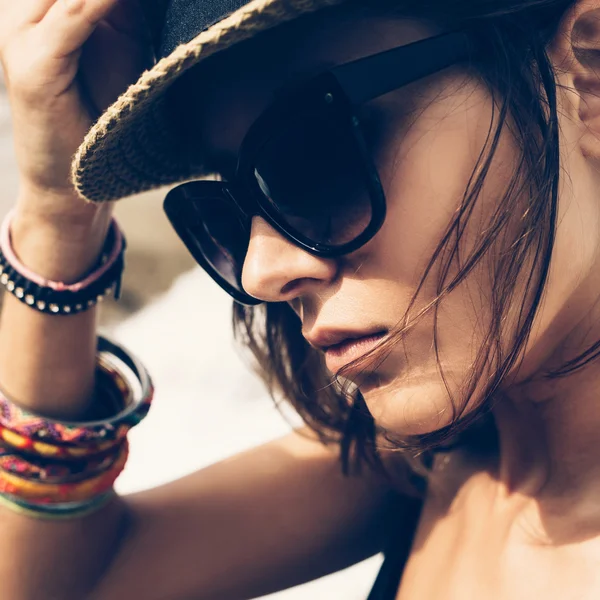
164,31,472,305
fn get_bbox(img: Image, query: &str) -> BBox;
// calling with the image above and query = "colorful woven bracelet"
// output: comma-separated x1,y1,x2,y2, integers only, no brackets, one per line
0,440,128,503
0,336,153,446
0,424,119,460
0,441,123,484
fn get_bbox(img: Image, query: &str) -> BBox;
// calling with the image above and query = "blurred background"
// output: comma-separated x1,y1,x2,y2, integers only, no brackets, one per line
0,82,382,597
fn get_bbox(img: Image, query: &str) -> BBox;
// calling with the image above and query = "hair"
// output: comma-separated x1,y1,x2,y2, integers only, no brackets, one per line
232,0,580,480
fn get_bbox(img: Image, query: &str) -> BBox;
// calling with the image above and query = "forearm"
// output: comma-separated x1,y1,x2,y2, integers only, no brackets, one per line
0,194,112,418
0,193,128,599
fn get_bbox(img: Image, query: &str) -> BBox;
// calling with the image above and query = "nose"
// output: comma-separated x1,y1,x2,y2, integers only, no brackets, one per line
241,217,338,303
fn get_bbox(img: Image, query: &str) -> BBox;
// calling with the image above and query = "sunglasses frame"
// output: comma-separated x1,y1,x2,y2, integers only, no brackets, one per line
165,31,473,305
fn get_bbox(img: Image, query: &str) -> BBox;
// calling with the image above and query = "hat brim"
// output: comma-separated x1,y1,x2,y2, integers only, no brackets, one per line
72,0,345,203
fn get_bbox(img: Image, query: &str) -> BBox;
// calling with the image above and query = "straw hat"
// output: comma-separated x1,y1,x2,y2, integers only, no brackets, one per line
72,0,346,203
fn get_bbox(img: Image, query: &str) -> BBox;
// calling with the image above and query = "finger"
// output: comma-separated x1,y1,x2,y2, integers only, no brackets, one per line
38,0,122,58
26,1,59,24
0,0,55,26
0,1,54,45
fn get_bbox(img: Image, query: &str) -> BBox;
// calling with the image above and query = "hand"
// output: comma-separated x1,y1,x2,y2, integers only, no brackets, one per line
0,0,152,222
0,0,152,276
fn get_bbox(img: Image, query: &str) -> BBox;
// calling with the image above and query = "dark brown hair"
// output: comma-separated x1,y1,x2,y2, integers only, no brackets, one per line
233,0,578,477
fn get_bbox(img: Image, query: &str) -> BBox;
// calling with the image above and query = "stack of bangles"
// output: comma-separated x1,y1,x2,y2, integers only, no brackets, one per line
0,211,153,519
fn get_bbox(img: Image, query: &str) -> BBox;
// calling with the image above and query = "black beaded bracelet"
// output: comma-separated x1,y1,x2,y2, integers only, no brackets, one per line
0,221,126,316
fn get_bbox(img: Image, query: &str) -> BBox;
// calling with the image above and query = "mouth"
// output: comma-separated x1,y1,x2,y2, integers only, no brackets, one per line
305,330,389,374
325,332,388,373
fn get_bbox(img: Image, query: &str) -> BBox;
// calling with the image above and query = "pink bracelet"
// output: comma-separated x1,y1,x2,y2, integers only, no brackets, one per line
0,210,126,315
1,209,123,291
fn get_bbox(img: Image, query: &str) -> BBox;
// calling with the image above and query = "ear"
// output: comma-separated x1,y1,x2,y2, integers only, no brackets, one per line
549,0,600,162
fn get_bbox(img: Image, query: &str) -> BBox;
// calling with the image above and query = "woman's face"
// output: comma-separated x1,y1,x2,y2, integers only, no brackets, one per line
194,6,600,437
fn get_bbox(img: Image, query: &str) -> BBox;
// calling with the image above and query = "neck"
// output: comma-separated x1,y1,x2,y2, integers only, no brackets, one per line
494,359,600,503
491,261,600,502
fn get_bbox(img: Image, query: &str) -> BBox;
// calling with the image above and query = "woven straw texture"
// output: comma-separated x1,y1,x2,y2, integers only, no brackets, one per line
73,0,345,203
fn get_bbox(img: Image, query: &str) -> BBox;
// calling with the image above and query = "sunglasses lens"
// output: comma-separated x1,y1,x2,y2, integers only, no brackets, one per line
186,196,250,293
252,112,374,248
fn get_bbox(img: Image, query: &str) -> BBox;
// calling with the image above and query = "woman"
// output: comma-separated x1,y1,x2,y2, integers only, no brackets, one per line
0,0,597,597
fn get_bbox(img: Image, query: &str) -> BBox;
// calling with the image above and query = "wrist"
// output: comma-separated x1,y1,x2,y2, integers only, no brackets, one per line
15,184,114,237
9,207,114,284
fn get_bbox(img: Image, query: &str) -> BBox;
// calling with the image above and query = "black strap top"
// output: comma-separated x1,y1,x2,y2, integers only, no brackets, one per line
366,497,424,600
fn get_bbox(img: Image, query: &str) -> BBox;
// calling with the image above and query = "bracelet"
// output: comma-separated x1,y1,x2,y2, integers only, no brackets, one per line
0,210,126,315
0,490,116,521
0,441,123,484
0,440,128,503
0,424,119,460
0,336,153,447
0,335,152,519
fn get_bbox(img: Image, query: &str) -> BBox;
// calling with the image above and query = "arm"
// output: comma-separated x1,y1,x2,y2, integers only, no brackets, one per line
91,429,401,600
0,417,401,600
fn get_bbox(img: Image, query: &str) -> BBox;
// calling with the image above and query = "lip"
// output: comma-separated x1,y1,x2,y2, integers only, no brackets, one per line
305,329,389,374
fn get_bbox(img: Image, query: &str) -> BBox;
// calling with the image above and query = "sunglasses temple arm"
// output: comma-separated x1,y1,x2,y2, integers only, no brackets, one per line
332,31,473,106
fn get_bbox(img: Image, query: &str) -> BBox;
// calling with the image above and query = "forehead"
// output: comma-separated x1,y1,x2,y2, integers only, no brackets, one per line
177,7,436,165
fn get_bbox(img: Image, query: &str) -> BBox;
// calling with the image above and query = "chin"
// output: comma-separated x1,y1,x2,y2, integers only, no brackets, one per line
360,377,459,437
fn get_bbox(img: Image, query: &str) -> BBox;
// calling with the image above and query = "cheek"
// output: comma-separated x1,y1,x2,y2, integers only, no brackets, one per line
369,79,499,292
354,81,525,434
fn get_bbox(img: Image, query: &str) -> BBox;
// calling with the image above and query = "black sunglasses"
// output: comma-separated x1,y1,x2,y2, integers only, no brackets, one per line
164,31,472,305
